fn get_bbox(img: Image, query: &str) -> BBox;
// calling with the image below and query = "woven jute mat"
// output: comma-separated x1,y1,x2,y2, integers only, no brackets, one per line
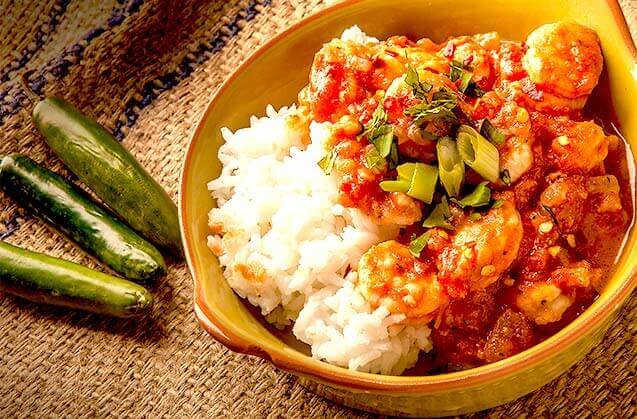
0,1,635,417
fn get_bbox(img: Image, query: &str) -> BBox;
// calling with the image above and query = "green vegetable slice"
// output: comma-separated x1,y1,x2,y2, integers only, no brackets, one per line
379,179,411,192
453,181,491,208
409,231,432,257
437,136,465,197
380,162,438,204
457,125,500,182
423,196,454,230
407,163,438,203
480,119,506,146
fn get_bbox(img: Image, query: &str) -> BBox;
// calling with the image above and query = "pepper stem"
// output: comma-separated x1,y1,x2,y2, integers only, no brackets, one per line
17,74,41,106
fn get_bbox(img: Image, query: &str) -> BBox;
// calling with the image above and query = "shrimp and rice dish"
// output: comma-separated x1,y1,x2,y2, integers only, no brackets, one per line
207,23,632,375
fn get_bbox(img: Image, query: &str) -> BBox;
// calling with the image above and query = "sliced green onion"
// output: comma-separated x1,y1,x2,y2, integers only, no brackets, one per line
457,125,500,182
437,136,464,197
453,182,491,208
501,169,512,186
480,119,506,146
380,162,438,203
409,231,432,257
380,179,410,192
407,163,438,204
423,196,454,230
397,162,417,180
318,151,337,175
491,198,505,209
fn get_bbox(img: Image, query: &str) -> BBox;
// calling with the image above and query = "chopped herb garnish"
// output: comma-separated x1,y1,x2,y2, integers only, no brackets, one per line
409,231,432,257
423,196,455,230
452,182,491,208
480,119,506,146
405,61,433,99
541,204,561,231
491,198,505,209
458,71,473,93
364,146,384,170
432,88,457,104
361,102,388,139
318,151,338,175
450,65,463,83
361,101,398,164
405,89,458,125
466,82,485,98
449,61,481,96
388,142,399,169
501,169,512,186
451,59,473,71
369,125,394,157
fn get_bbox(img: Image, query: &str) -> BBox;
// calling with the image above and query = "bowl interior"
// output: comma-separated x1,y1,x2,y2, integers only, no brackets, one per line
181,0,637,387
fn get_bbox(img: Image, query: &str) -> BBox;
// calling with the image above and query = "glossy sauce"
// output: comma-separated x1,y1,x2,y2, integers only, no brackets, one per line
293,24,635,373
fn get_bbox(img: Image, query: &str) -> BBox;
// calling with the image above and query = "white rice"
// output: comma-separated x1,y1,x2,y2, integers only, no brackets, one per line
207,27,433,375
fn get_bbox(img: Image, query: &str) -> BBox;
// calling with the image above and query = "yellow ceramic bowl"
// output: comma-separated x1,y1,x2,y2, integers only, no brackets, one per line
180,0,637,416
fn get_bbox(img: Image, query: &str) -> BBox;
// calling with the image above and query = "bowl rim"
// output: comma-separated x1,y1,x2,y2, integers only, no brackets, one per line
180,0,637,392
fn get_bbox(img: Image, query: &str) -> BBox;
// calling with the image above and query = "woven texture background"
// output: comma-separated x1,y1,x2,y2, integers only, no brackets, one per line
0,1,635,417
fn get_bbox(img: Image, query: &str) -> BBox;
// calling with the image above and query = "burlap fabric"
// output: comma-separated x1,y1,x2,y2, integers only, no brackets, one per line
0,1,635,417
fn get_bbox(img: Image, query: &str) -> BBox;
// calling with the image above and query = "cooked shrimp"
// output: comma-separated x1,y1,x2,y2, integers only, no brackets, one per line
523,22,603,99
587,175,623,213
442,35,496,90
474,92,534,183
497,41,526,82
497,78,587,114
384,69,457,158
357,240,447,321
373,192,423,225
515,282,572,325
437,193,523,297
516,261,601,325
482,309,534,363
540,174,589,232
546,118,609,173
300,38,375,122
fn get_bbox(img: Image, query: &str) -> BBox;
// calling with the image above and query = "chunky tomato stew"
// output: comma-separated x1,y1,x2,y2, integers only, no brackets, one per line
298,22,633,371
